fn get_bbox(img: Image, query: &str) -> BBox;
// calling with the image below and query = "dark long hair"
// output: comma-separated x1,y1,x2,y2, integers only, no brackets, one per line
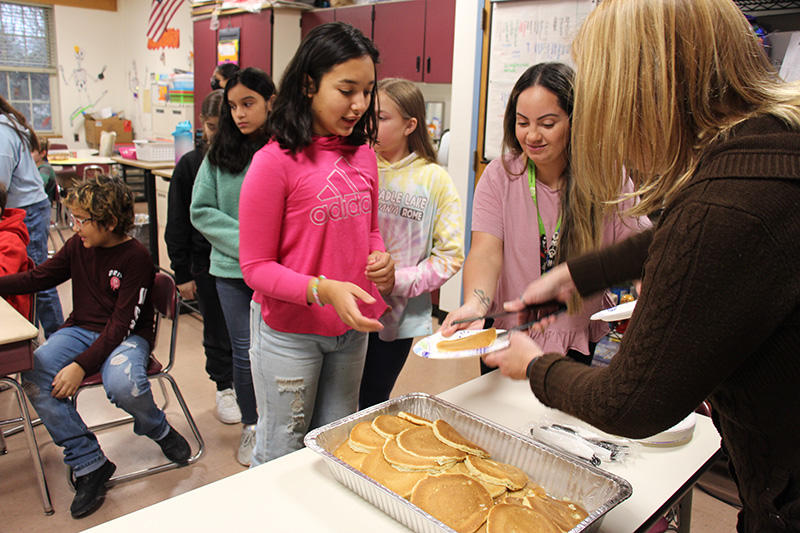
199,89,224,154
207,68,276,175
501,62,577,264
0,94,39,152
268,22,379,153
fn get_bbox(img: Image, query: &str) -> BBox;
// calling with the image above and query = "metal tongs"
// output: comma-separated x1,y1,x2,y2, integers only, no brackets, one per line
451,299,568,326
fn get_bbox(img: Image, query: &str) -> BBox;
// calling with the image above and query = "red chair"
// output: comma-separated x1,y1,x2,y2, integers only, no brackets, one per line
69,272,204,485
0,291,52,515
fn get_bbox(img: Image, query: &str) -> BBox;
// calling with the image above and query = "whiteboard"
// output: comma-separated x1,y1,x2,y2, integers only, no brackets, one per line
482,0,597,161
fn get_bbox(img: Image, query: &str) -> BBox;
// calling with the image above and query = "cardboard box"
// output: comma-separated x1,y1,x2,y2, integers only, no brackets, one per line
83,113,133,148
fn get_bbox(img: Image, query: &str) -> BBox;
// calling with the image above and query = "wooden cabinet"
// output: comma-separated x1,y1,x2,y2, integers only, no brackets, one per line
301,0,456,83
192,10,275,130
301,5,372,41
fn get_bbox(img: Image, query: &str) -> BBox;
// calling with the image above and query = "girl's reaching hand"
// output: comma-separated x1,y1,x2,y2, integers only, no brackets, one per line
482,331,543,380
366,251,395,295
318,278,385,333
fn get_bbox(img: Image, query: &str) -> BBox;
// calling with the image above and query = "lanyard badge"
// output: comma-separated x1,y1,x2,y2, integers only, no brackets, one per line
527,160,561,275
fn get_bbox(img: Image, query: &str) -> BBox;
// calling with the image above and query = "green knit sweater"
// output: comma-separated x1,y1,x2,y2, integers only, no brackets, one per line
190,157,250,279
530,115,800,531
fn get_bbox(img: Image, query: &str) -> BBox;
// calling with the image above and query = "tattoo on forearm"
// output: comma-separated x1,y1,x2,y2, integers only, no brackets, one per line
474,289,491,312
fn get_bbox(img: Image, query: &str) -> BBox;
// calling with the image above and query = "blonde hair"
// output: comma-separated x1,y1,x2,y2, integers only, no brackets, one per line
570,0,800,253
377,78,437,164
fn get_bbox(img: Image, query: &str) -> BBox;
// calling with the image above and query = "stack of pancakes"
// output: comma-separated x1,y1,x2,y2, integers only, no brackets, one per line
333,412,589,533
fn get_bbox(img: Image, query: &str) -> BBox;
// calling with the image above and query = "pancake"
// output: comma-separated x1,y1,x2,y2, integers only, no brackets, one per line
410,474,493,533
383,435,453,472
526,494,590,531
432,419,490,458
485,503,561,533
436,328,497,352
360,447,428,499
443,461,506,499
506,480,547,499
397,411,434,426
348,421,387,453
371,414,417,439
396,425,467,465
465,455,528,491
334,440,367,470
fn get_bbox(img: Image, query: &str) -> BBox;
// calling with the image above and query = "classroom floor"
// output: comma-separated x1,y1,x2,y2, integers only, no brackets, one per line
1,240,740,531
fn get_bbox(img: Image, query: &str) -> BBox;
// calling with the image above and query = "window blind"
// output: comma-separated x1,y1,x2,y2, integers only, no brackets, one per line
0,2,56,71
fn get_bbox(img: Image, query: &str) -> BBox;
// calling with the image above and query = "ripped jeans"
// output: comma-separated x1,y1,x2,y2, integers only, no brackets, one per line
249,301,368,466
22,327,168,477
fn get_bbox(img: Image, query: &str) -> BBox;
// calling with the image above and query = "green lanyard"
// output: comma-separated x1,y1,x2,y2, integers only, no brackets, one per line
528,160,562,274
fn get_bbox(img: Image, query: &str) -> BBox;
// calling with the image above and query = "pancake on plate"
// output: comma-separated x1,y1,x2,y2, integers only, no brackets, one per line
432,419,490,458
334,440,367,470
485,503,560,533
383,435,453,472
397,411,434,426
371,414,417,439
360,447,428,500
443,461,506,499
526,494,589,531
396,425,467,465
436,328,497,353
410,473,493,533
348,421,387,453
465,455,528,491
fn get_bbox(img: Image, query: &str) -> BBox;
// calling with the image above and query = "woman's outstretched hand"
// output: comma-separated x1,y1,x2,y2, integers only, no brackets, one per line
438,301,487,337
503,263,577,330
482,331,543,380
317,278,384,333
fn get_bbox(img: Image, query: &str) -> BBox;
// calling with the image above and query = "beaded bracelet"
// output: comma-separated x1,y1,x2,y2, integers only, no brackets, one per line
311,275,326,307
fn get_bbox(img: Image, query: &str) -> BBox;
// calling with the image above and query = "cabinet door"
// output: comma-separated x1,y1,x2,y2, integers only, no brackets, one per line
423,0,455,83
193,18,217,132
335,5,373,39
301,9,335,41
239,10,273,75
373,0,425,82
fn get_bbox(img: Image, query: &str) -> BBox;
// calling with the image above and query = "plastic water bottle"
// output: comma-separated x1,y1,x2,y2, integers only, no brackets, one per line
172,120,194,164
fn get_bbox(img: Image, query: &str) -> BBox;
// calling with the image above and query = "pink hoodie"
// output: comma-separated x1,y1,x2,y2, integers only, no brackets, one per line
240,136,387,336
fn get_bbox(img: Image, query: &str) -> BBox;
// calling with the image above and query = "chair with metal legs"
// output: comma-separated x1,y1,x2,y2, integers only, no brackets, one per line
69,272,204,486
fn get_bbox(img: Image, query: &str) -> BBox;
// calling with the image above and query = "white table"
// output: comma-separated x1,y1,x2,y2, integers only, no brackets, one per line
86,372,721,533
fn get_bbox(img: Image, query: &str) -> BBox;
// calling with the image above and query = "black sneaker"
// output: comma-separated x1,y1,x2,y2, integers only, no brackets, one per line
156,425,191,464
70,459,116,519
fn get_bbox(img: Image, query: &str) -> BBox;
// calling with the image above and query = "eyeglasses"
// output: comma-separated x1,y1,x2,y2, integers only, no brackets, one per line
69,213,93,230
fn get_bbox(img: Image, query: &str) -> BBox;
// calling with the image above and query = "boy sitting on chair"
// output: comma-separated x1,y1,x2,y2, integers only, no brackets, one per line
0,182,32,317
0,175,191,519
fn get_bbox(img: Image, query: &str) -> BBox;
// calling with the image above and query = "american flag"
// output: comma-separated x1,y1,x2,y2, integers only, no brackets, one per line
147,0,183,43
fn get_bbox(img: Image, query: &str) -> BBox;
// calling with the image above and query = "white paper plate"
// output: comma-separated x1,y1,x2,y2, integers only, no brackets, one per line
413,329,510,360
637,412,696,446
590,301,637,322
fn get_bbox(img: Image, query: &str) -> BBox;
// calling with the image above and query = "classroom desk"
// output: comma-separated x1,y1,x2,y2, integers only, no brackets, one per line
0,297,39,375
111,157,175,265
86,371,721,533
50,149,116,167
152,168,173,180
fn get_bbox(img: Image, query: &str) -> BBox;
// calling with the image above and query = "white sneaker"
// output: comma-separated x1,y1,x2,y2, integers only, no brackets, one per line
215,388,241,424
237,424,257,466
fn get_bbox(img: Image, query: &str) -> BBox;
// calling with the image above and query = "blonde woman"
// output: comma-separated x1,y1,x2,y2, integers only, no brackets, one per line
487,0,800,529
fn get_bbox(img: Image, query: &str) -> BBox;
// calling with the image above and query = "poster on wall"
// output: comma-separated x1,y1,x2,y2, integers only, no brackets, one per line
218,27,240,65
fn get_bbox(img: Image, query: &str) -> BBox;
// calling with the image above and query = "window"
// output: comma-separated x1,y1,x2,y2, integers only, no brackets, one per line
0,2,59,134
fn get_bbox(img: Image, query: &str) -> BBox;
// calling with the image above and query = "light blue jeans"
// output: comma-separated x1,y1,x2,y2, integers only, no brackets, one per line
23,198,64,338
249,300,368,466
22,327,168,476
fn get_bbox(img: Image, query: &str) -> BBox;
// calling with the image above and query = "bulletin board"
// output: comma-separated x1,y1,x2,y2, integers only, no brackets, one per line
479,0,597,164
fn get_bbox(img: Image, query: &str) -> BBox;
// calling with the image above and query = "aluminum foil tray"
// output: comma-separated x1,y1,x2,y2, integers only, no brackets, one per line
304,392,632,533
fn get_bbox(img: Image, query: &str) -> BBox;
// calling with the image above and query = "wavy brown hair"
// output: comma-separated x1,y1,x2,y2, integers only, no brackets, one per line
569,0,800,253
377,78,437,164
64,175,135,236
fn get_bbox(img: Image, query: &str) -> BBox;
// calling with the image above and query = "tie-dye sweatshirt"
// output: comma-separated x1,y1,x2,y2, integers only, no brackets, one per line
376,152,464,341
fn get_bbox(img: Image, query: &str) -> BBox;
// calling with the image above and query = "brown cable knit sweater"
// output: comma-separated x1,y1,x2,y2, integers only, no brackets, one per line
528,115,800,531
